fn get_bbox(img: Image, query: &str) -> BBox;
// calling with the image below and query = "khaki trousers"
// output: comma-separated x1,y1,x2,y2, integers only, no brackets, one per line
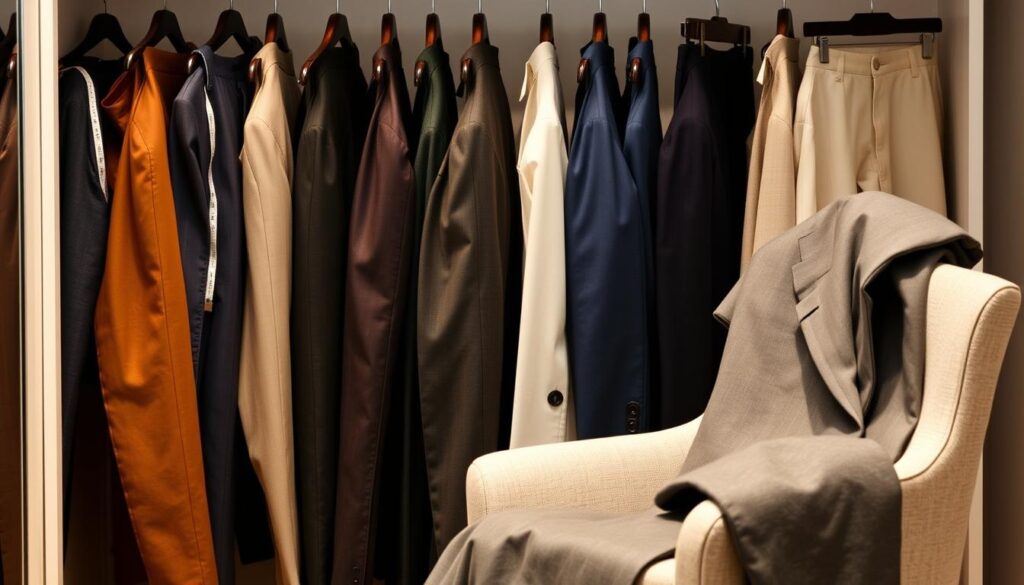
795,45,946,222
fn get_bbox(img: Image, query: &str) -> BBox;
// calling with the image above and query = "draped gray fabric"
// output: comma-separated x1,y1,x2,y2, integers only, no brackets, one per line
427,192,982,585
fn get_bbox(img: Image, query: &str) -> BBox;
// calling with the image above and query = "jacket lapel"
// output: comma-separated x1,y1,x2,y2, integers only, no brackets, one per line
791,212,865,431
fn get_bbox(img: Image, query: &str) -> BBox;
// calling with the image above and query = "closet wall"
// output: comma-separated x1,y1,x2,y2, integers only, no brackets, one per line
50,0,985,583
983,0,1024,583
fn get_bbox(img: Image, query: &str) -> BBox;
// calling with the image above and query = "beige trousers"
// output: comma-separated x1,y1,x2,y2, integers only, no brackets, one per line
795,44,946,222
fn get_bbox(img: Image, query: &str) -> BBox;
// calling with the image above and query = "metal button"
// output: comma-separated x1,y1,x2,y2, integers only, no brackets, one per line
626,401,641,417
547,390,564,407
626,419,639,433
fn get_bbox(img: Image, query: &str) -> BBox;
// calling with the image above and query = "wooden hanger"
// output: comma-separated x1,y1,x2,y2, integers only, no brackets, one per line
125,4,190,70
472,1,489,46
250,0,289,83
301,1,353,84
425,13,442,48
0,13,15,77
681,0,750,56
637,0,650,42
60,2,133,66
265,10,289,52
381,13,398,45
761,1,794,58
578,1,607,83
415,4,442,87
540,0,554,45
803,0,942,63
592,12,607,43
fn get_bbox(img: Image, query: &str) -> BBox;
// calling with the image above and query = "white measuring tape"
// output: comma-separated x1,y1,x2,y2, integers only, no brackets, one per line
62,66,108,202
195,51,220,313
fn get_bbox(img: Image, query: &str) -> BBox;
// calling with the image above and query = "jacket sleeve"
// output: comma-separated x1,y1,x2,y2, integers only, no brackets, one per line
418,122,509,551
511,120,572,448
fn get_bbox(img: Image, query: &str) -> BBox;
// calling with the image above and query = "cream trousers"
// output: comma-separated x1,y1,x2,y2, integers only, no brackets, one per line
795,44,946,221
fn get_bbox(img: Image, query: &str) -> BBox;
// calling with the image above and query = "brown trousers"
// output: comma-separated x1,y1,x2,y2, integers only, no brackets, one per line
0,71,20,585
95,48,218,585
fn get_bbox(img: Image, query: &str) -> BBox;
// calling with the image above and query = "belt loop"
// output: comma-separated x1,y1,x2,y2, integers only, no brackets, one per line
834,53,844,82
909,49,920,78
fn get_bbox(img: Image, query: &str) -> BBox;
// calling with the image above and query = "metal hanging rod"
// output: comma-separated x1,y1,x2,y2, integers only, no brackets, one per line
714,0,720,18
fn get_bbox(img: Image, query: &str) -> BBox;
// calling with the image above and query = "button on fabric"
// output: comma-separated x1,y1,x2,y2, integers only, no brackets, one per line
547,390,564,407
626,401,641,417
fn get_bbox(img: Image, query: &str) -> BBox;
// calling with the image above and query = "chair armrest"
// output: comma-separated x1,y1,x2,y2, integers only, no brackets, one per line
466,418,702,524
675,500,744,585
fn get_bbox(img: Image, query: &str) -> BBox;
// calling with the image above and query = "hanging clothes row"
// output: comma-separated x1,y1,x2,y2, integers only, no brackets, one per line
56,3,948,585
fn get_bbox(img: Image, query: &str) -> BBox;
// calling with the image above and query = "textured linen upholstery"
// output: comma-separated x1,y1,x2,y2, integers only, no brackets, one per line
465,265,1020,585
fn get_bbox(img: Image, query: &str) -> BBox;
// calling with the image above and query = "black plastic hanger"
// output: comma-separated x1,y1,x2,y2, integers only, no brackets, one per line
681,0,750,56
301,1,353,84
204,2,256,54
540,0,554,45
60,2,133,66
761,1,794,58
415,2,442,87
125,4,190,70
803,0,941,63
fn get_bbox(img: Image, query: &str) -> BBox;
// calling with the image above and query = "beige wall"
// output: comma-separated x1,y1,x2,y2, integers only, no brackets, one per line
983,0,1024,582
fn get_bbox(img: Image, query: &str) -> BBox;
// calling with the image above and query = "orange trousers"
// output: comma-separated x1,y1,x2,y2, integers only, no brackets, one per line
95,48,218,585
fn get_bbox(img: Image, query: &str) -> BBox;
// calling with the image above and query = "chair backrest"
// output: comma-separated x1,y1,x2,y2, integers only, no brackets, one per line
894,265,1020,584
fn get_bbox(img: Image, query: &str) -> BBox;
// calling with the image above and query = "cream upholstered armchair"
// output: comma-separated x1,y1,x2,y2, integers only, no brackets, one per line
465,266,1020,585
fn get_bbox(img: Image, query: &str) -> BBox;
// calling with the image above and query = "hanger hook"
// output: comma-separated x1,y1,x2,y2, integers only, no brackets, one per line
274,0,278,13
545,0,549,14
870,0,875,12
104,0,109,13
642,0,646,13
714,0,720,17
598,0,602,12
389,0,392,13
478,0,482,13
432,0,435,13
